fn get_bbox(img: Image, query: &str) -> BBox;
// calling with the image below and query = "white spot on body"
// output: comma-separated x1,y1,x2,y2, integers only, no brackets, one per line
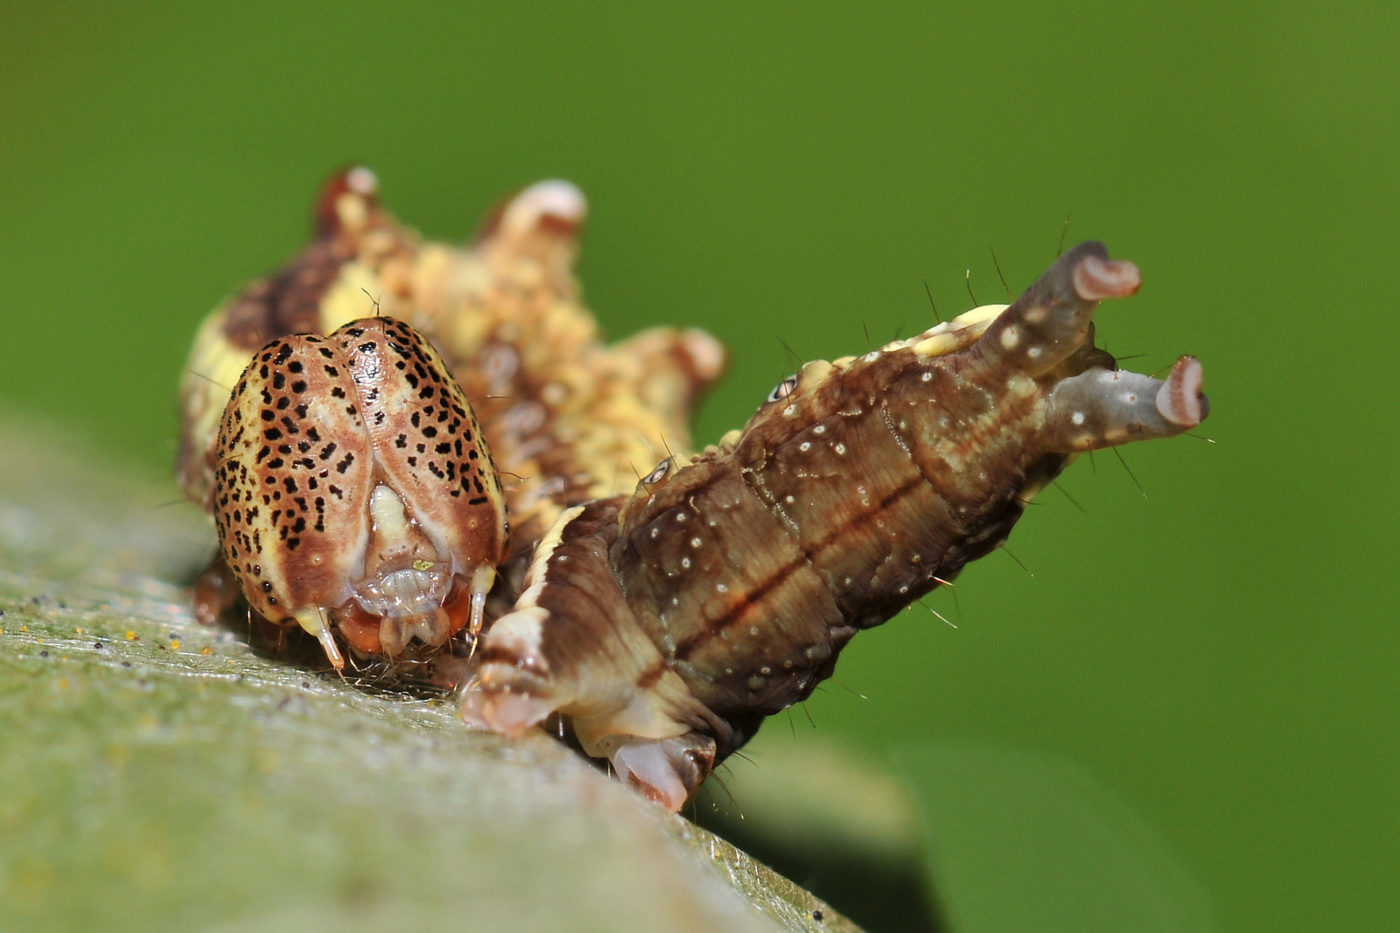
1024,304,1052,325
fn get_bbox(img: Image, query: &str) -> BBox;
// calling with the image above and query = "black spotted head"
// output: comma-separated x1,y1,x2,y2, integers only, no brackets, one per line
212,317,508,669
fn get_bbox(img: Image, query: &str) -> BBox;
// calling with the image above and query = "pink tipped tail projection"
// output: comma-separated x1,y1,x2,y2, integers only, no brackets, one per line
1156,356,1207,428
1072,252,1141,300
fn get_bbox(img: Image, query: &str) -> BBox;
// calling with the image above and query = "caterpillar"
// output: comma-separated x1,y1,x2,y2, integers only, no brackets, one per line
177,169,1207,812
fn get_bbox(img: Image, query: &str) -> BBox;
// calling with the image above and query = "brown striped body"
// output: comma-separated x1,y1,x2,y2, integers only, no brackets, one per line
464,242,1209,811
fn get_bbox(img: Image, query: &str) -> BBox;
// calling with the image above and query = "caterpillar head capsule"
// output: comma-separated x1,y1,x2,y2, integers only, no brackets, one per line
213,317,508,670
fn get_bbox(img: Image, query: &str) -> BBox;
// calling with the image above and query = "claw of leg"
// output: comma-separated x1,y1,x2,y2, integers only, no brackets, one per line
294,606,345,673
466,564,496,651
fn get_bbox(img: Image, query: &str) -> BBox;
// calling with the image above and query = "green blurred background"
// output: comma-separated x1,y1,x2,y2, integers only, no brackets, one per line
3,2,1395,930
